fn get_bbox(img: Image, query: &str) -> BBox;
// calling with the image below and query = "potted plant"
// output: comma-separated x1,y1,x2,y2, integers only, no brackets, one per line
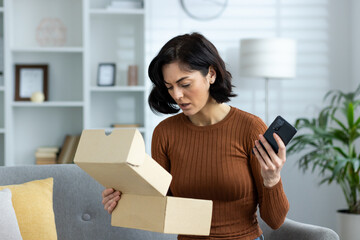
287,85,360,240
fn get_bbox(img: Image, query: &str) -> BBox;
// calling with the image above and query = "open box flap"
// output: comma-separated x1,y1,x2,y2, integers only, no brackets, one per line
74,128,145,166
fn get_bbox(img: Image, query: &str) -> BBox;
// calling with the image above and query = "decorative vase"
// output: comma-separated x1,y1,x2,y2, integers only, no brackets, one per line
336,210,360,240
30,92,45,103
36,18,66,47
127,65,138,86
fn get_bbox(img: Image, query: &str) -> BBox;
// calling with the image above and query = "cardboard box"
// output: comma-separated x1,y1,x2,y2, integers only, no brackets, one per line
112,194,213,236
74,128,213,235
74,129,172,196
74,129,145,166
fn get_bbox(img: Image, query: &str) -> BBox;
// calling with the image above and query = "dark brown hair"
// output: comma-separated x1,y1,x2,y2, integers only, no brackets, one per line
148,32,236,114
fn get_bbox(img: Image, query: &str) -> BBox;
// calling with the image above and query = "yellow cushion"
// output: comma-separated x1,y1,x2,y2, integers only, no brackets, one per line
0,178,57,240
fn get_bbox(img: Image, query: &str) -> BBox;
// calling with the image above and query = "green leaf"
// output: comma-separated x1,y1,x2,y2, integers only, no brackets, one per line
333,147,348,158
324,89,337,102
353,159,360,172
332,116,348,132
347,102,354,128
355,116,360,128
319,110,330,127
349,130,360,143
346,93,354,102
294,118,312,129
353,100,360,110
353,84,360,96
319,176,333,185
329,129,349,144
355,84,360,96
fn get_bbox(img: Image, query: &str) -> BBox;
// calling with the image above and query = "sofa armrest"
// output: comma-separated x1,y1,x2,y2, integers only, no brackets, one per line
259,218,339,240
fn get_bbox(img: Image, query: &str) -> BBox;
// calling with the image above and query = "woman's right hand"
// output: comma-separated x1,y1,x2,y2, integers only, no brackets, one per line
102,188,122,214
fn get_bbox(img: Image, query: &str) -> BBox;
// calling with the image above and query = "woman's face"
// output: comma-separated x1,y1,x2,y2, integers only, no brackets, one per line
162,62,216,116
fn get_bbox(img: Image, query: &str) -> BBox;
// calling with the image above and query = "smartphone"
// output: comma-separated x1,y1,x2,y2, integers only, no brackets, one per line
254,116,297,155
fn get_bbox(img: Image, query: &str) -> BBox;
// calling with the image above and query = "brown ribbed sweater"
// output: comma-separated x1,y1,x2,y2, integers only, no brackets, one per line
151,107,289,240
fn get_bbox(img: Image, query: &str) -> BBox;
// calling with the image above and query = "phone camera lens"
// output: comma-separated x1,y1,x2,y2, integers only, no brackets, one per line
276,119,284,126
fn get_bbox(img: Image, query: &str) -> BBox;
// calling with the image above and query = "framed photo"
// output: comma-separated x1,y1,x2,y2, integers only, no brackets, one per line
97,63,116,86
15,64,48,101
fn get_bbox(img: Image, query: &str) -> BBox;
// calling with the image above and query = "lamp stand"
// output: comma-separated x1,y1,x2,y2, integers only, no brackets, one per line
265,77,269,125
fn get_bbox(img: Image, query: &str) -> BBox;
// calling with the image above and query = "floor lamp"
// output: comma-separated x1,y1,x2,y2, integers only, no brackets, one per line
239,38,297,124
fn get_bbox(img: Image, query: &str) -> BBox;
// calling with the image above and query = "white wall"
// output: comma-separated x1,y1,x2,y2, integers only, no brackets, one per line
329,0,352,92
144,0,353,232
352,0,360,89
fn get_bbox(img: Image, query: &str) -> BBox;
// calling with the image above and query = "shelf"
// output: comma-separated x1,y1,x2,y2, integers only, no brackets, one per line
102,127,146,134
3,0,147,165
12,107,83,166
13,52,83,102
11,47,84,53
90,8,144,15
90,91,144,129
90,86,146,92
12,101,84,107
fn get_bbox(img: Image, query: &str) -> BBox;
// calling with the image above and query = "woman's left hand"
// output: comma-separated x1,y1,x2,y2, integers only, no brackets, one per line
253,133,286,187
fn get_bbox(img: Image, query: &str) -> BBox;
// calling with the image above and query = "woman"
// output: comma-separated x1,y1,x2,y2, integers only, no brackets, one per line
102,32,289,240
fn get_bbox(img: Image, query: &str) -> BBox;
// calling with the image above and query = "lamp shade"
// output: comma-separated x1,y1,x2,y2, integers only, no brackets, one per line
240,38,297,79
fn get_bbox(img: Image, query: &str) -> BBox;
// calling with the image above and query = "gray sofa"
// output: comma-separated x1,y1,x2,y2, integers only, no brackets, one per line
0,164,339,240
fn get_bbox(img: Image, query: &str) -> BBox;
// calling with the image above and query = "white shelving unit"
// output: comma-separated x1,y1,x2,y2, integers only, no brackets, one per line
11,47,84,53
12,102,84,107
90,86,146,92
89,8,145,15
0,0,4,166
2,0,147,166
85,0,147,136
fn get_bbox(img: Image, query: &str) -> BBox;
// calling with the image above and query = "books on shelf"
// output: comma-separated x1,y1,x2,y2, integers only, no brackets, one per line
37,147,60,153
111,124,140,128
35,146,59,165
36,135,80,165
57,135,81,164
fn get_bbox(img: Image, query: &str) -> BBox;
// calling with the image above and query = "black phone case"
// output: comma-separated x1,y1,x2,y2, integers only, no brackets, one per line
256,116,297,155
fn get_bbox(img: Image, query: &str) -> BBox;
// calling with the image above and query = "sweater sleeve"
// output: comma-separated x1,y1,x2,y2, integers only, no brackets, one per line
151,123,171,173
151,123,173,196
248,116,289,229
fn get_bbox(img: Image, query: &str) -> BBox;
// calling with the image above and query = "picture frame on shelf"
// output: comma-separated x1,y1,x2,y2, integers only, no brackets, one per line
15,64,48,101
97,63,116,86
